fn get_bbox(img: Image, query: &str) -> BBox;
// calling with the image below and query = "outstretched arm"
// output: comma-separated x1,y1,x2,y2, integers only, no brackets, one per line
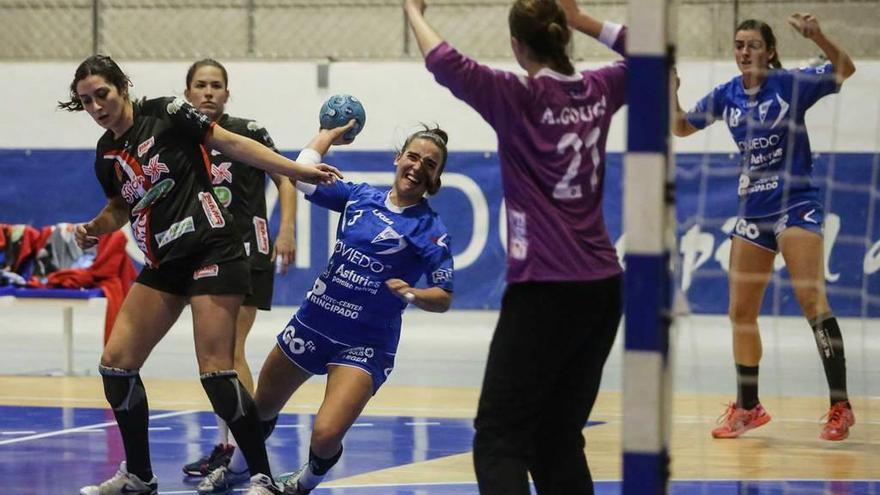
788,13,856,83
206,125,342,185
404,0,444,58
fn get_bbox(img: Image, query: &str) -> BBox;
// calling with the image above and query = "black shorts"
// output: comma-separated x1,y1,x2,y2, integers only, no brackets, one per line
136,257,251,298
244,268,274,310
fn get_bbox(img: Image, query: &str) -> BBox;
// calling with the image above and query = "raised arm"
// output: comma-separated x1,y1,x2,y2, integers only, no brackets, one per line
557,0,602,38
404,0,444,58
788,13,856,83
75,196,129,249
558,0,626,55
206,125,342,185
673,70,699,137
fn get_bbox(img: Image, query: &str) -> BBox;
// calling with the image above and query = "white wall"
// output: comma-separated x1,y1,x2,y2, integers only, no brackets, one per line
1,59,878,152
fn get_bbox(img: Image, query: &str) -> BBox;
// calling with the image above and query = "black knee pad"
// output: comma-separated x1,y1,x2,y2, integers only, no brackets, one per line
200,370,254,423
99,365,146,412
261,416,278,439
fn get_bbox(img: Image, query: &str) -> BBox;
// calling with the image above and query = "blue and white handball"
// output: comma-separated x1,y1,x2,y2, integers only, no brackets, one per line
319,94,366,141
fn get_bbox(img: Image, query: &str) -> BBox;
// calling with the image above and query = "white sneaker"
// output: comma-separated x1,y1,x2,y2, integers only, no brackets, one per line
197,465,250,494
244,473,284,495
80,461,158,495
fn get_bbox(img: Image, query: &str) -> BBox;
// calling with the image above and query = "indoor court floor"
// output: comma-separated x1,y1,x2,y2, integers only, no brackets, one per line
1,306,878,494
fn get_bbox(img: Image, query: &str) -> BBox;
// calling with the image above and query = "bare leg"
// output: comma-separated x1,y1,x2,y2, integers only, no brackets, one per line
727,238,775,367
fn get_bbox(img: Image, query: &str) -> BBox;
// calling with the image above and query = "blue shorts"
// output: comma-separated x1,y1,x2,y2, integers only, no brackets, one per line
731,202,824,252
275,315,395,393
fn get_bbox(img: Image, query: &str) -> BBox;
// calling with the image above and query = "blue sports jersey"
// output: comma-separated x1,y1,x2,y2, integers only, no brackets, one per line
296,181,454,352
686,63,838,217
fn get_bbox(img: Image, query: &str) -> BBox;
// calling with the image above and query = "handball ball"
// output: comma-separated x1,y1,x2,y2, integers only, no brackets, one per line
319,94,366,141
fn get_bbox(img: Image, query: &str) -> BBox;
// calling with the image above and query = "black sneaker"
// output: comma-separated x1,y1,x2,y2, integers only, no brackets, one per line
182,443,235,477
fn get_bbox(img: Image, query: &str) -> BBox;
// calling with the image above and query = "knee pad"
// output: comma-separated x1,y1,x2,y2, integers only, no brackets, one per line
99,365,146,412
200,370,253,424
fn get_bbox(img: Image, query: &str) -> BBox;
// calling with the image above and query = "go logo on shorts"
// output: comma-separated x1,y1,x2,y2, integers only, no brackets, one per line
734,218,760,240
281,325,310,355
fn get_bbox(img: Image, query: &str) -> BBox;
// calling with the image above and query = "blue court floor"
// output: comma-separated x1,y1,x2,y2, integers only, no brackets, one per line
0,405,877,494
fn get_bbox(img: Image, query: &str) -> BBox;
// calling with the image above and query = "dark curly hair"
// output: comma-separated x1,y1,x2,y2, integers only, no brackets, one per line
58,55,131,111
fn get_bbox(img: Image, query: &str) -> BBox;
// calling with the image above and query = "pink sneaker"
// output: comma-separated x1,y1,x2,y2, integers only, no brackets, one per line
820,401,855,441
711,402,771,438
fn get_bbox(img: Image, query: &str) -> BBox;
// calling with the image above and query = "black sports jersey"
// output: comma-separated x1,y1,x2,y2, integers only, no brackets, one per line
94,96,243,267
205,114,278,271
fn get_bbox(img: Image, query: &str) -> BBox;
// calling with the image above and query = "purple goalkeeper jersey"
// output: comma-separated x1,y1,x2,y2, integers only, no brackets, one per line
425,28,627,283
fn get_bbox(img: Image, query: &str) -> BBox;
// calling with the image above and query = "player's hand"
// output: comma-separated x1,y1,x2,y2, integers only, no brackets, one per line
386,278,416,304
323,119,358,146
272,230,296,275
74,222,100,249
297,163,343,186
404,0,426,15
788,13,822,40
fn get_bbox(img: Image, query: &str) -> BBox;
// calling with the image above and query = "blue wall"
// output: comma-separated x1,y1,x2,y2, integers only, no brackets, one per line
2,149,878,316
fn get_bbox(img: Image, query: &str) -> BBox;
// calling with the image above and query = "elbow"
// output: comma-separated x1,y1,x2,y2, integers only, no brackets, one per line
843,62,856,80
433,293,453,313
671,124,687,138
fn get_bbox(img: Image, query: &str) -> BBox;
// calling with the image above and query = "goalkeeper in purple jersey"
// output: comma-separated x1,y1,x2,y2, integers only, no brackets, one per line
673,13,857,441
200,122,455,495
406,1,625,493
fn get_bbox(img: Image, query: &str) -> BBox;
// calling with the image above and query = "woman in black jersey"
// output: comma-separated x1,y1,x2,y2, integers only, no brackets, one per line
179,59,300,480
61,54,339,495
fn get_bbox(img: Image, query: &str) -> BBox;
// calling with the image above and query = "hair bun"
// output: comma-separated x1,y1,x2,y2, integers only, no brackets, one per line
429,127,449,145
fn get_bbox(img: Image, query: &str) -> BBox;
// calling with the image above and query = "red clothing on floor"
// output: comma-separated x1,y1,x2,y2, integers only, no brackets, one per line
47,231,136,343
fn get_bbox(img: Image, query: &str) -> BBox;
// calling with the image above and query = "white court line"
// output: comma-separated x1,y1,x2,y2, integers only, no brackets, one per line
405,421,442,426
1,431,37,435
0,409,197,446
350,423,374,427
158,481,481,494
148,427,173,431
274,424,305,429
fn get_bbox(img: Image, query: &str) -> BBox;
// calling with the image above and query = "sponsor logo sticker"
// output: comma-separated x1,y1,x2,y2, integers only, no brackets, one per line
193,264,219,280
254,217,270,254
154,216,194,248
199,192,226,228
137,136,155,157
132,178,175,214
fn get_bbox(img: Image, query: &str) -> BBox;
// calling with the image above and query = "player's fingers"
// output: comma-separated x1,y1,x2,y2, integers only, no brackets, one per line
317,163,343,179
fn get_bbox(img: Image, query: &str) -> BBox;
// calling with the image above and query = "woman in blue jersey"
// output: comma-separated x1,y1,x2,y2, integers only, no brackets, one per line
673,13,856,441
196,123,454,495
406,1,625,494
